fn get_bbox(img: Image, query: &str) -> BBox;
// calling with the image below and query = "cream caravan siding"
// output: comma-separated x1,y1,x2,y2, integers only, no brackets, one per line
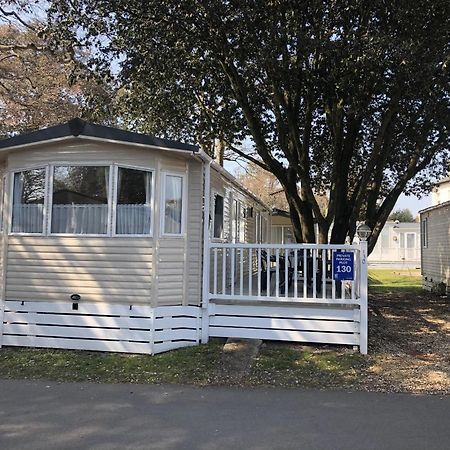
186,160,203,305
421,203,450,292
0,163,6,296
6,236,153,303
3,139,201,306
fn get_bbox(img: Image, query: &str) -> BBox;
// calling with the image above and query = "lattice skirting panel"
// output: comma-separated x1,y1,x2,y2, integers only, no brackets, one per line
1,301,201,355
208,303,360,346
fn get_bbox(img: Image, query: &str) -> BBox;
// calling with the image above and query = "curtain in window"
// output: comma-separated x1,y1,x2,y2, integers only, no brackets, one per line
164,175,183,234
12,169,45,233
116,168,152,234
51,166,109,234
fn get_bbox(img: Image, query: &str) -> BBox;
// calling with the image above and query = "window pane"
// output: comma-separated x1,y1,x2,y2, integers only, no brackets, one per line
12,169,46,233
164,175,183,234
116,167,152,235
213,194,224,238
51,166,109,234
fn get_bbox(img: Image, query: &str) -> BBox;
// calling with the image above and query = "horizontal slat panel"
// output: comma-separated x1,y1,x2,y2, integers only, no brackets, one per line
211,304,356,321
2,335,152,354
209,327,358,345
4,324,151,342
154,317,199,329
5,301,153,316
4,311,152,329
154,328,198,342
209,316,357,333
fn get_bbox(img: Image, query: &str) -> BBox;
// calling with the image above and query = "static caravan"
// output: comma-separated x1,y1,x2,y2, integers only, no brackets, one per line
0,119,271,354
420,201,450,294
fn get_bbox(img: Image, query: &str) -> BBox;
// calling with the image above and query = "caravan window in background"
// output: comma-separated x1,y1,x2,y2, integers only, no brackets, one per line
11,168,46,234
420,218,428,248
213,194,224,239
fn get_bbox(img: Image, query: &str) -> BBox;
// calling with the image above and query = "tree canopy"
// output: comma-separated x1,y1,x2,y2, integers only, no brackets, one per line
388,208,415,223
0,1,115,136
40,1,450,251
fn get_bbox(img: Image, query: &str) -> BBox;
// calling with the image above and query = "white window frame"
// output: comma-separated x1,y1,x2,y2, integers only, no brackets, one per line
48,162,113,237
211,190,225,241
9,165,49,236
160,171,187,237
112,164,155,237
421,217,428,248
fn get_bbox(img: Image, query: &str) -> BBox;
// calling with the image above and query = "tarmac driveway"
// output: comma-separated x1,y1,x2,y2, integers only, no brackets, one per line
0,380,448,450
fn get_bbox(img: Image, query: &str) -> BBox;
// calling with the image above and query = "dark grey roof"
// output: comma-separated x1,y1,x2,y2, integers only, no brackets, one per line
0,118,199,153
272,208,290,217
419,200,450,214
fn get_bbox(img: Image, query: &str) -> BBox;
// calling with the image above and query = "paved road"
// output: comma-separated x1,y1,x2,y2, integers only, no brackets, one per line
0,380,448,450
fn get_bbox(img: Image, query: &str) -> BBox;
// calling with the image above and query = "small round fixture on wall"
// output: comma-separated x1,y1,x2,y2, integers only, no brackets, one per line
356,223,372,241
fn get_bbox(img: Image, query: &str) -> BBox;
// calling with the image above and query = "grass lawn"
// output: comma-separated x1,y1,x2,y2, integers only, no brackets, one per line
0,339,224,385
368,268,422,294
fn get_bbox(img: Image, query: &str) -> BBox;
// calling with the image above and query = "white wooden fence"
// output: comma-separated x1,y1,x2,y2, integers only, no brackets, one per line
205,242,368,353
1,301,201,355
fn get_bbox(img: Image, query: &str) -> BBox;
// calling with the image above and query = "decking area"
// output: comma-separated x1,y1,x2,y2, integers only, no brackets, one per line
204,243,368,353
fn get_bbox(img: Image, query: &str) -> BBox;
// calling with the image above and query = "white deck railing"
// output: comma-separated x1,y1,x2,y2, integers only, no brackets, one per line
209,243,364,305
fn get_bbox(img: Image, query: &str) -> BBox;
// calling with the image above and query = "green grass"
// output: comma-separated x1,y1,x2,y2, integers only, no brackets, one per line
0,339,224,384
249,343,366,389
369,268,422,294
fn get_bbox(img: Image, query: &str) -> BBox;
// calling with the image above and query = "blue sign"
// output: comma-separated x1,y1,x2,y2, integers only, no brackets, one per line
333,251,354,281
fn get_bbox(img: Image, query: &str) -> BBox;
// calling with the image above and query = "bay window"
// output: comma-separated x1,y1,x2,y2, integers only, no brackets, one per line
8,164,184,238
116,167,152,235
51,166,110,235
12,168,46,233
162,173,184,235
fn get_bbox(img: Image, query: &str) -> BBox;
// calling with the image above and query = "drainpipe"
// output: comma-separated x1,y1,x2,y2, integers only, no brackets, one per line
200,155,212,343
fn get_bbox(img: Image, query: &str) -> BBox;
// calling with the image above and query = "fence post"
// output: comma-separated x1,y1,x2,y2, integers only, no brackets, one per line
0,301,4,349
201,160,212,343
359,241,368,354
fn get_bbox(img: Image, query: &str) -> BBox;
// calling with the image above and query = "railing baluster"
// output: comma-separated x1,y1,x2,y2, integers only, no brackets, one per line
294,249,298,299
285,248,288,298
332,249,336,300
303,249,307,299
266,249,270,297
322,249,326,300
351,250,356,301
231,247,235,296
312,248,317,300
240,247,244,296
248,248,253,296
222,248,226,295
258,248,261,297
275,249,280,297
213,247,218,295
